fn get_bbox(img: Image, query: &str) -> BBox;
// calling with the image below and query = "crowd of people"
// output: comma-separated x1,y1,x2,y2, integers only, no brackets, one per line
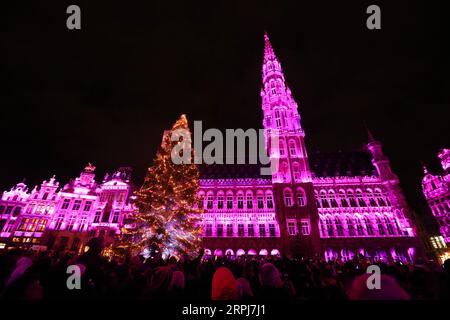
0,238,449,300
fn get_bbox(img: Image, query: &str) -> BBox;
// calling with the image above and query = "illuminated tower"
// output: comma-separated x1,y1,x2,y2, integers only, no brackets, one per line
261,33,311,184
260,33,320,256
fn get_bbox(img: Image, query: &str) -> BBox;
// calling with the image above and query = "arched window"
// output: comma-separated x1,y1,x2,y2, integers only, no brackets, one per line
226,192,234,209
347,190,357,207
329,190,338,207
266,192,274,209
355,217,365,236
320,190,329,208
246,192,253,209
319,218,326,237
325,216,334,236
275,109,282,128
335,217,344,236
315,191,321,208
284,189,293,207
364,216,374,235
367,189,377,207
237,192,244,209
385,216,396,235
376,217,386,235
297,188,306,207
257,191,264,209
339,190,348,207
375,190,387,206
206,192,214,209
356,190,367,207
289,140,297,156
217,192,224,209
346,216,355,236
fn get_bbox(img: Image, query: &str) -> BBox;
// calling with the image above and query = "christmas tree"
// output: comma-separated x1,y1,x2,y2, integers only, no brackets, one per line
114,114,203,259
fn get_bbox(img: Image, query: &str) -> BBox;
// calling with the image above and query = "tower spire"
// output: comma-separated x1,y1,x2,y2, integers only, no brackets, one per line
264,32,277,62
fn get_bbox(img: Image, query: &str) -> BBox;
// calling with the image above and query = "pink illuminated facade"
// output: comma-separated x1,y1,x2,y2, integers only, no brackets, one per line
422,148,450,248
198,34,424,262
0,34,428,261
0,165,136,252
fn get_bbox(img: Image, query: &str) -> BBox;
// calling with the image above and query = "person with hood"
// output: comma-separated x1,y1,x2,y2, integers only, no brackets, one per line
257,263,295,300
141,266,173,299
211,267,237,300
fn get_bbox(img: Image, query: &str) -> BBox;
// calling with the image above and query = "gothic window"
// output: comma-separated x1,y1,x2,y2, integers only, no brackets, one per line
42,193,48,200
284,189,293,207
320,218,326,236
246,193,253,209
269,224,276,237
279,140,285,156
266,193,274,209
385,217,396,235
320,191,329,208
0,206,4,214
364,217,374,235
348,191,357,207
356,190,366,207
247,224,254,237
376,217,386,235
259,224,266,237
297,188,306,207
207,195,214,209
275,110,281,128
326,217,334,236
329,191,338,207
257,194,264,209
289,140,297,156
287,220,297,235
301,219,310,235
237,194,244,209
314,191,322,208
347,217,355,236
238,224,245,237
339,190,348,207
355,217,365,236
226,224,233,237
292,162,300,181
335,217,344,236
227,194,233,209
27,218,38,232
217,224,224,237
375,190,387,206
217,194,224,209
5,206,13,215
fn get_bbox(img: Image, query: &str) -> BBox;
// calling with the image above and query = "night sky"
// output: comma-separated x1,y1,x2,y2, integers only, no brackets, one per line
1,1,448,215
